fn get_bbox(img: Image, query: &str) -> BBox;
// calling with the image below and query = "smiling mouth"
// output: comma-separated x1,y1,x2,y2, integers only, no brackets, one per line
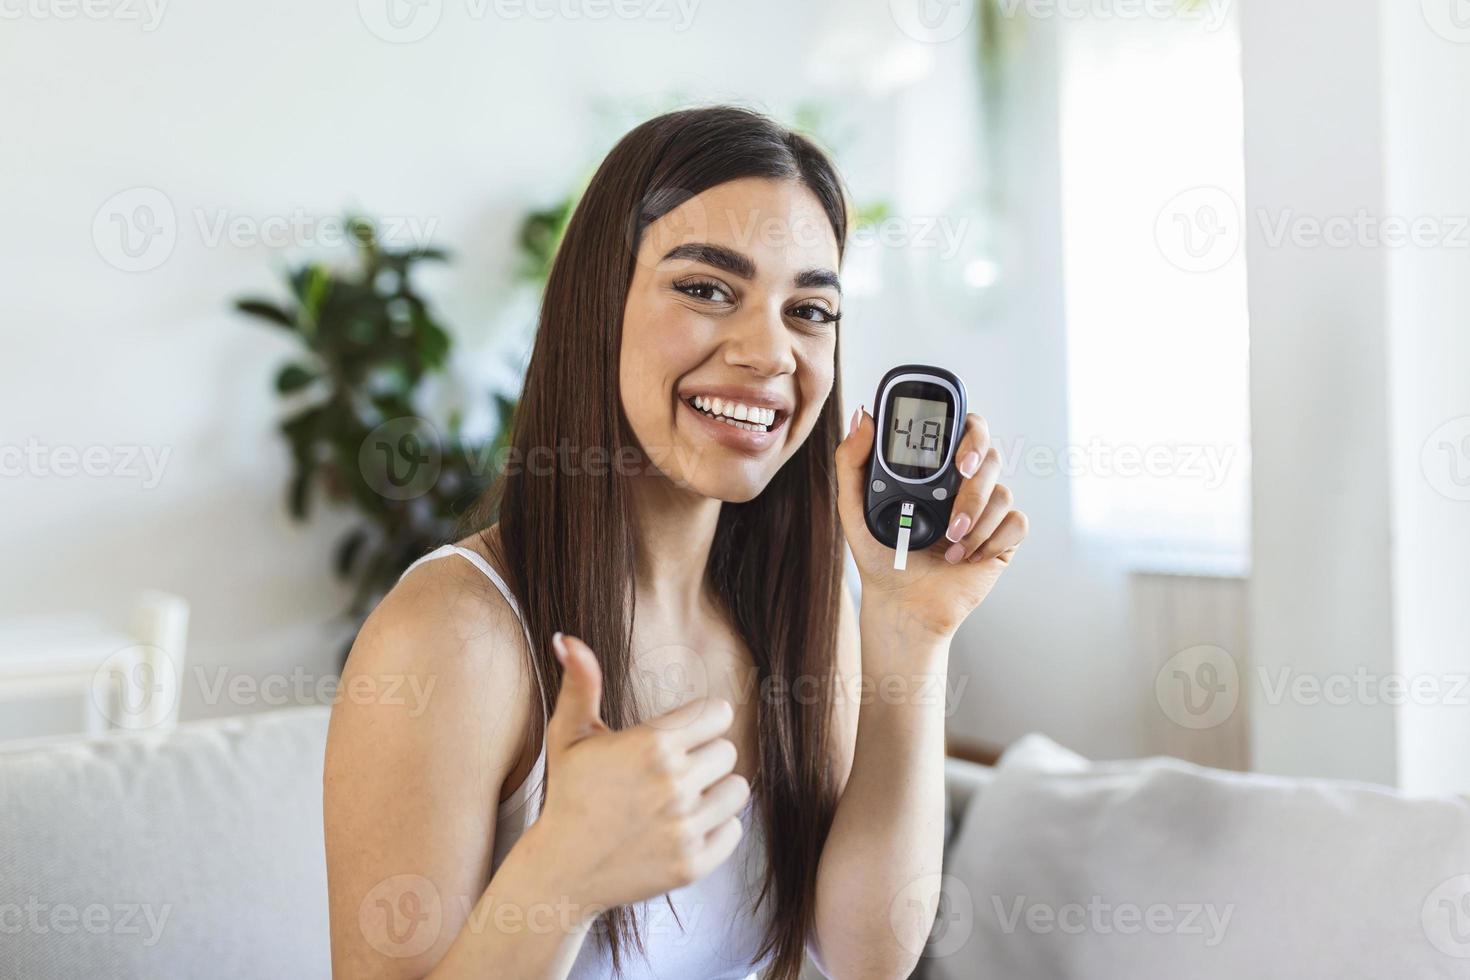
684,395,787,434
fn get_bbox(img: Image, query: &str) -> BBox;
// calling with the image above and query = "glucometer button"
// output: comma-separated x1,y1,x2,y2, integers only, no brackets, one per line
931,487,948,500
871,479,886,493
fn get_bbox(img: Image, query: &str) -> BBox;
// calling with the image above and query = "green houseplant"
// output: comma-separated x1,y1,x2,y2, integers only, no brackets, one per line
235,217,514,625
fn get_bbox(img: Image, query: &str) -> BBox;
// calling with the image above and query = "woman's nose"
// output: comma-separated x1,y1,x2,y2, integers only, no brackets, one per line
722,303,797,377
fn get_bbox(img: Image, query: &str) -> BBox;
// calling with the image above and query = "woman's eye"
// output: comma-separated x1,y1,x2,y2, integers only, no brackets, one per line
789,303,841,325
674,279,732,304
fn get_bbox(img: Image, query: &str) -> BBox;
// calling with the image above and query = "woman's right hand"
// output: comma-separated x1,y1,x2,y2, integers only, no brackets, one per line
527,632,749,916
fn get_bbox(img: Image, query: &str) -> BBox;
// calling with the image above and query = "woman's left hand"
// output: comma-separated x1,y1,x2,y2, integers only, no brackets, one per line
835,406,1028,640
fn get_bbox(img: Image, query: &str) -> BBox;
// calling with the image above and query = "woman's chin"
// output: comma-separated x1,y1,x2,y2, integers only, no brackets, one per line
676,463,775,504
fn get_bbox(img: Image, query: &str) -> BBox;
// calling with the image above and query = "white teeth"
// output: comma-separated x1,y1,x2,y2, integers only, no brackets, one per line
688,395,779,432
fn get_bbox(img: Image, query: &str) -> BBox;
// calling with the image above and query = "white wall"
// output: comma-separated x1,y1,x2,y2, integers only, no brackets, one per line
2,2,1178,760
1380,0,1470,795
0,0,854,721
1241,0,1470,792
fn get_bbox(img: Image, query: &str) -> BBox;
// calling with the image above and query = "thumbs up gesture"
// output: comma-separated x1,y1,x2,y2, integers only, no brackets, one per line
534,633,749,913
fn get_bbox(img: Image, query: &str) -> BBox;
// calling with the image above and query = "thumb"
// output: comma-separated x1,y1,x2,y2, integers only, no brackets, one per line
834,404,875,532
547,632,606,751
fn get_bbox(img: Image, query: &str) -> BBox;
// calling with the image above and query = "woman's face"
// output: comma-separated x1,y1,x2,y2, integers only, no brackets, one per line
619,177,842,503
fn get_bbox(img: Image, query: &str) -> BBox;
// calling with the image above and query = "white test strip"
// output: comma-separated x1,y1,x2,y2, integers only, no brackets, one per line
893,501,915,571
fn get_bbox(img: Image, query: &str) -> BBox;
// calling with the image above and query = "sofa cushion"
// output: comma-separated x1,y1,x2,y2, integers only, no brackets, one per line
927,734,1470,979
0,706,332,979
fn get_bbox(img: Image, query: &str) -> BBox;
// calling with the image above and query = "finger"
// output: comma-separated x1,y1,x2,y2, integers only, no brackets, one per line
641,696,734,750
547,632,606,750
689,773,751,834
833,404,875,535
956,484,1014,562
970,508,1030,563
692,816,744,879
684,736,738,791
952,413,991,484
940,445,1002,560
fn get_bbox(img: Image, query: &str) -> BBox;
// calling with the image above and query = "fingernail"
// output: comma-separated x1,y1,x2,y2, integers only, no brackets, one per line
551,631,567,662
958,451,981,479
944,542,966,564
848,405,863,437
946,513,972,542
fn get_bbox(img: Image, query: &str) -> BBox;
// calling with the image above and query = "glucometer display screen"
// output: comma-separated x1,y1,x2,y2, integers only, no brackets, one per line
886,395,949,472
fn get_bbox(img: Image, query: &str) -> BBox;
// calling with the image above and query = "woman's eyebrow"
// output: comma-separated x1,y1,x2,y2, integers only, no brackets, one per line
662,242,755,280
662,242,843,295
795,268,842,295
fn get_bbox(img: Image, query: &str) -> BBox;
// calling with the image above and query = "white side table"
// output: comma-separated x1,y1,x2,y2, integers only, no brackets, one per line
0,591,189,742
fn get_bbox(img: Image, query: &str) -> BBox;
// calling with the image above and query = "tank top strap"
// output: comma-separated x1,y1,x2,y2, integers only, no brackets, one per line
398,543,550,726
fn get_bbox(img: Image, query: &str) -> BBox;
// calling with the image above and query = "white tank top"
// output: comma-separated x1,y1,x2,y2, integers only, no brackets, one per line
399,544,774,980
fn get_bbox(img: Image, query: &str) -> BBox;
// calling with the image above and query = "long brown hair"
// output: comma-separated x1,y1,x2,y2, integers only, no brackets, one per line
457,105,849,979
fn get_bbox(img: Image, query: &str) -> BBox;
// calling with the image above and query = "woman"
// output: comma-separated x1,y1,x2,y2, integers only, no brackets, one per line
324,105,1027,980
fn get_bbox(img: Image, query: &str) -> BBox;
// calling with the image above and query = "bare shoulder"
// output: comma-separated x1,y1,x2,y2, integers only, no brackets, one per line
324,530,534,975
324,528,535,810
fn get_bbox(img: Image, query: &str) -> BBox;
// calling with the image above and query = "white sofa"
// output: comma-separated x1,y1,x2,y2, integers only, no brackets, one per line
4,709,1467,979
0,707,991,979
